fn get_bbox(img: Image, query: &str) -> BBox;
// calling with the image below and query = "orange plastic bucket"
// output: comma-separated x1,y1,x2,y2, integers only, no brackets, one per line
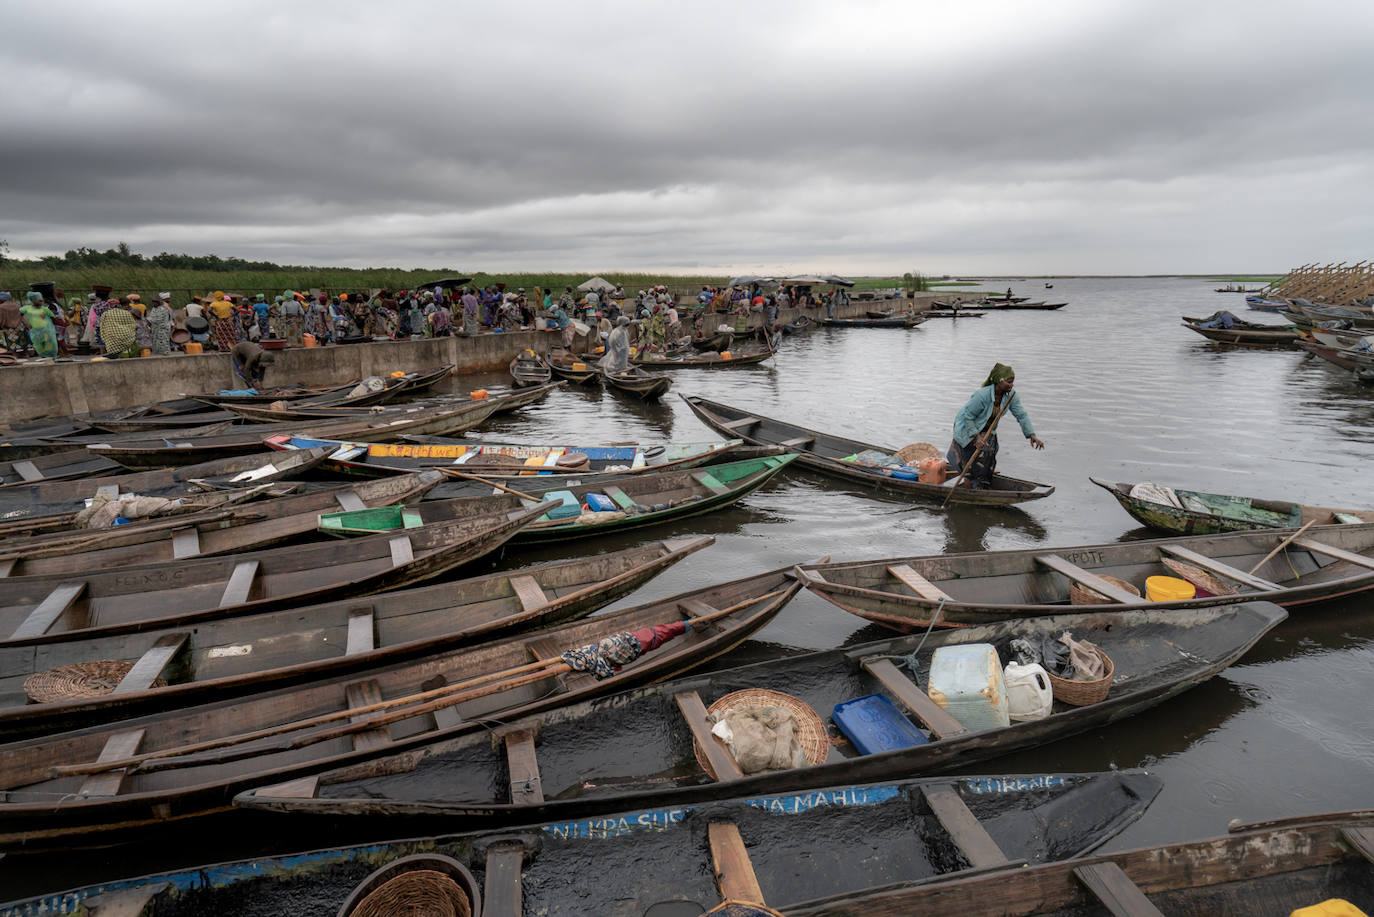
184,342,203,354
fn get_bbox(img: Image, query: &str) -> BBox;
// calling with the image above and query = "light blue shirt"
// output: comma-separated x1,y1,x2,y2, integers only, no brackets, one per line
952,385,1034,447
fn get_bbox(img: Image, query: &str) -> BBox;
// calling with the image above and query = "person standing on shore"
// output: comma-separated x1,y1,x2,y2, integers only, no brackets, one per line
460,287,480,335
208,291,238,352
21,292,59,358
946,363,1044,489
146,293,174,355
281,293,304,346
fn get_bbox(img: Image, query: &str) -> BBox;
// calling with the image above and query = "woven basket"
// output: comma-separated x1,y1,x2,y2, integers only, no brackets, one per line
693,689,829,781
24,661,166,704
339,855,479,917
895,442,940,465
1046,647,1114,706
1069,575,1141,606
703,903,789,916
1161,557,1234,597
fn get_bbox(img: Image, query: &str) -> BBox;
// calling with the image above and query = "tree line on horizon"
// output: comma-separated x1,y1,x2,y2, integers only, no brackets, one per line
0,241,341,273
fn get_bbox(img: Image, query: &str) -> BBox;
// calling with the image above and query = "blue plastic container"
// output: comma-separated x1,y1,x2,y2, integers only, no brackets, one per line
541,490,583,520
832,694,929,755
584,492,616,513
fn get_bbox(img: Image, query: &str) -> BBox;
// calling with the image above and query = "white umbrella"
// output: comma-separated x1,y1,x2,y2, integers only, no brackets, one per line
577,276,617,293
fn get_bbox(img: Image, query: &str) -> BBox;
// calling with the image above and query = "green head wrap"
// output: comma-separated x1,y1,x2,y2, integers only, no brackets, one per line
26,291,43,304
983,363,1014,387
255,294,265,302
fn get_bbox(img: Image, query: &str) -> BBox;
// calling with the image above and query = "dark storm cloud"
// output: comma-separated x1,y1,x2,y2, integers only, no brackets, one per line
3,0,1373,272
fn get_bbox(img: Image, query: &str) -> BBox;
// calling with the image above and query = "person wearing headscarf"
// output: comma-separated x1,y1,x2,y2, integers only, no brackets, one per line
946,363,1044,489
207,291,238,352
602,316,633,373
306,294,330,343
19,292,58,358
0,293,27,355
253,294,273,340
97,300,139,358
146,293,174,355
460,287,480,336
280,293,304,346
64,296,86,349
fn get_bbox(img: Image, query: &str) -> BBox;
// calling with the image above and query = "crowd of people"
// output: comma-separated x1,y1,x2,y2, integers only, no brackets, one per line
0,279,855,362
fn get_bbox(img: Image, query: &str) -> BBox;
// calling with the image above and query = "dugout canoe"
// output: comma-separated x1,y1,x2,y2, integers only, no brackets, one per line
0,537,711,739
0,447,332,529
0,472,445,578
796,522,1374,629
0,450,123,488
9,770,1162,916
1091,477,1374,536
822,314,925,328
683,395,1055,506
319,453,797,544
0,564,801,852
1299,339,1363,370
600,365,672,401
86,400,502,469
1181,316,1299,346
547,352,599,384
0,495,557,649
266,433,741,478
236,602,1276,832
509,351,552,387
632,348,773,368
786,810,1374,917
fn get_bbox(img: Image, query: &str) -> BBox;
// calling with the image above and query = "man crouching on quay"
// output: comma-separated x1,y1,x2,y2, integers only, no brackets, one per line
232,340,275,388
947,363,1045,488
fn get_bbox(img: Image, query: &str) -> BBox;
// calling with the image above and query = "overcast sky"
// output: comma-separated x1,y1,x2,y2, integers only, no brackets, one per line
4,0,1373,275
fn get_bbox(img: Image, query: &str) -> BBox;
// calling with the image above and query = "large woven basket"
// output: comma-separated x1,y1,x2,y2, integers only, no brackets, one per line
1046,647,1114,706
1069,574,1141,606
24,661,166,704
693,689,829,781
895,442,940,465
338,855,479,917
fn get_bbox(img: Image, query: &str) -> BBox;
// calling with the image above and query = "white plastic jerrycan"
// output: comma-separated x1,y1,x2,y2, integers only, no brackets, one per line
1004,661,1053,722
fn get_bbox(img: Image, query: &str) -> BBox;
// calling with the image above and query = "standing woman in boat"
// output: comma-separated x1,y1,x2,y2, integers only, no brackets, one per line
947,363,1044,488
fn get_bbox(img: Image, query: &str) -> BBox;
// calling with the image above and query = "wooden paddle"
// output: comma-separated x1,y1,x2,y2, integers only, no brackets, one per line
941,393,1013,507
50,590,790,779
1247,519,1317,575
438,466,540,499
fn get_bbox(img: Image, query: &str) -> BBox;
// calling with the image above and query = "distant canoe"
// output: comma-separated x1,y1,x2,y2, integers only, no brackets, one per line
633,348,772,368
1092,477,1374,536
823,314,925,328
601,366,672,401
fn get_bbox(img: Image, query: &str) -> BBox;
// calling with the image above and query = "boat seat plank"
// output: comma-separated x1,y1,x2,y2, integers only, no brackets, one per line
692,471,731,496
82,882,171,917
888,564,953,602
12,460,43,482
602,485,636,510
421,675,464,730
1292,537,1374,570
1034,555,1142,604
509,574,550,612
79,728,146,797
527,636,595,691
504,729,544,805
719,416,760,430
11,581,88,640
334,489,368,512
1340,826,1374,864
96,484,119,500
483,843,526,917
0,558,13,578
675,690,744,781
113,632,188,694
344,679,391,752
253,775,320,799
861,657,968,740
709,821,766,906
921,784,1013,869
778,436,815,448
1072,862,1166,917
1157,544,1282,591
345,606,375,656
389,535,414,567
218,560,259,607
170,527,201,560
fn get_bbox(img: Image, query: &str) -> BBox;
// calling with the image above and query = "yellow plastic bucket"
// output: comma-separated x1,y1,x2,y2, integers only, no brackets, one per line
184,342,203,355
1146,575,1196,602
1290,900,1370,917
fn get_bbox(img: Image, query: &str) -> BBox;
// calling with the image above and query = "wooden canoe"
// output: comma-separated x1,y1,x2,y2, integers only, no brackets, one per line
266,433,741,479
797,522,1374,629
509,352,552,387
632,348,773,368
319,454,798,544
547,353,600,384
0,537,711,739
189,366,457,410
236,602,1277,831
1092,477,1374,536
0,447,333,528
12,770,1163,915
0,564,802,852
786,811,1374,916
1181,317,1299,346
822,314,925,328
85,400,503,469
0,495,557,648
682,395,1055,506
0,450,123,488
189,382,356,405
86,410,242,434
600,366,672,401
0,471,445,577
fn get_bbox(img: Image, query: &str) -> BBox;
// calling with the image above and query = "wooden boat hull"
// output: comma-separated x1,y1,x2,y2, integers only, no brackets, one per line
822,315,924,328
0,451,123,488
601,367,672,401
0,566,802,852
548,360,599,384
1182,321,1299,346
798,522,1374,628
682,395,1054,506
1092,477,1374,536
0,497,555,648
509,354,552,387
9,771,1162,915
319,454,797,544
1299,340,1362,370
0,537,712,739
234,603,1277,831
632,348,773,368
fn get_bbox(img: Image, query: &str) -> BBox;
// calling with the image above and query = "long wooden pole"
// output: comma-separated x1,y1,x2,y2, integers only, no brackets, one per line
1247,520,1317,575
50,589,790,779
941,393,1013,507
438,467,539,499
